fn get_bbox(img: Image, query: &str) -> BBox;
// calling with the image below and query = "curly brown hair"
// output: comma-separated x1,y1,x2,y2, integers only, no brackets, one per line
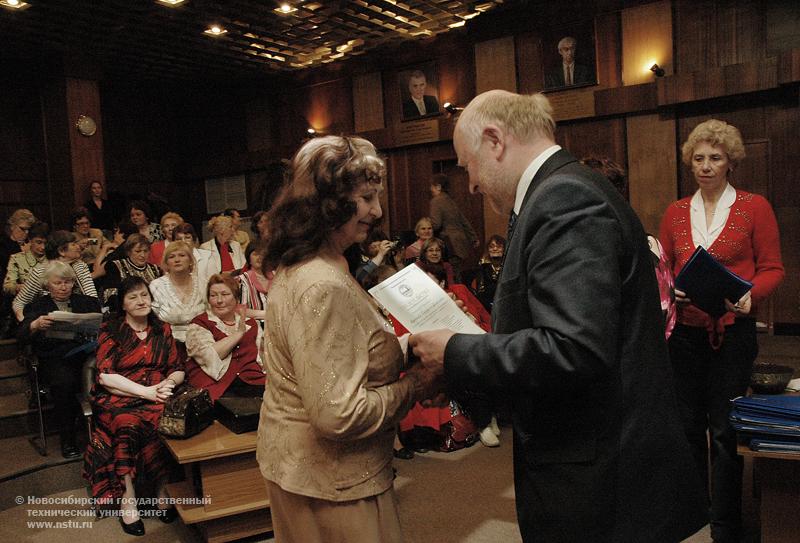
265,135,386,269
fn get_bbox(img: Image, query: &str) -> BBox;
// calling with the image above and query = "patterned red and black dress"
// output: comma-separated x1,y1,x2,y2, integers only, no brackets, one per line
83,321,184,504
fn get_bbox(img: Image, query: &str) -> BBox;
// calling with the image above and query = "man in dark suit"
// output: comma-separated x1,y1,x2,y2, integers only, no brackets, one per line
545,36,594,89
402,70,440,119
409,90,706,542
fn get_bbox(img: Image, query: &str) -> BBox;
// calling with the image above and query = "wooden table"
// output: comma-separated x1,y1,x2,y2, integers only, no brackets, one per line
738,444,800,543
162,421,271,543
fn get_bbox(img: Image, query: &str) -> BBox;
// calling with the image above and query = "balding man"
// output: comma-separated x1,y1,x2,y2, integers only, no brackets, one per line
545,36,593,89
409,91,706,542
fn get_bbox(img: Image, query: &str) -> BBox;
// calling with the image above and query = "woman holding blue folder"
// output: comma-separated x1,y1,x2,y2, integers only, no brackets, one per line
659,119,784,543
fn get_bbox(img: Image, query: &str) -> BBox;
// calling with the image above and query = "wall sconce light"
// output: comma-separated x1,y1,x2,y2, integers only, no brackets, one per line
0,0,31,10
650,63,665,78
443,102,463,115
306,128,317,136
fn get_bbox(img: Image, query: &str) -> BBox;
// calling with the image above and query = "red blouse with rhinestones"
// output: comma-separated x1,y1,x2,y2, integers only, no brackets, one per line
658,190,784,329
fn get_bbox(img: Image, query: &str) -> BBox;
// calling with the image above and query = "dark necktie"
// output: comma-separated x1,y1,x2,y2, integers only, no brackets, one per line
507,211,518,242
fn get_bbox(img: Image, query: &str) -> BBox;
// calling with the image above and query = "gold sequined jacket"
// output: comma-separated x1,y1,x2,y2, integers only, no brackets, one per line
256,255,421,502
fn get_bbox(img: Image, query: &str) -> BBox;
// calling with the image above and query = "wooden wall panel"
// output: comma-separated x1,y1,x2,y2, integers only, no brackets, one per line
557,118,627,173
626,114,678,235
65,78,105,201
716,2,766,66
474,36,517,94
474,36,516,240
516,32,544,94
621,1,673,86
353,72,384,133
767,1,800,55
674,0,719,73
594,12,622,89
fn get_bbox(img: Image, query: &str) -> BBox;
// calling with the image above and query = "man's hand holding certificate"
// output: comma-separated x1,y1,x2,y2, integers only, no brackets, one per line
369,264,484,380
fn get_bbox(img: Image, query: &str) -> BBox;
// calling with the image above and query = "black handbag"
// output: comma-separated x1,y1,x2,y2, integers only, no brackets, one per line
158,385,214,439
215,396,262,434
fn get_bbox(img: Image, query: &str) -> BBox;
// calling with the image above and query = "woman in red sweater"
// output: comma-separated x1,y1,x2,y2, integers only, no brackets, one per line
659,119,784,543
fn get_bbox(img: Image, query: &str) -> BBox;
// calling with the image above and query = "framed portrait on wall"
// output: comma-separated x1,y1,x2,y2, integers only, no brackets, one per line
398,62,442,121
542,22,597,92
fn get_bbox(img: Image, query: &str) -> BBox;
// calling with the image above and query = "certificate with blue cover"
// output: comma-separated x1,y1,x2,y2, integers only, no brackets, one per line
674,246,753,317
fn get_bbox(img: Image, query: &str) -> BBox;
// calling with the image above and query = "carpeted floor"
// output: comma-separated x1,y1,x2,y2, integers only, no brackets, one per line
0,428,718,543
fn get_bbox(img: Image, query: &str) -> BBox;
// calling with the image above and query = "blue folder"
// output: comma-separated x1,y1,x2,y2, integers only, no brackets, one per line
674,246,753,317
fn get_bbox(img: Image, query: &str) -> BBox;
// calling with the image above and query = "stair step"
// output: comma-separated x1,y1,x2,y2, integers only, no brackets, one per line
0,338,19,361
0,391,55,438
0,357,26,379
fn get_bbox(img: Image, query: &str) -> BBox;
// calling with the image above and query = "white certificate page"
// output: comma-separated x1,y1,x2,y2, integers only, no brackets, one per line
368,264,486,335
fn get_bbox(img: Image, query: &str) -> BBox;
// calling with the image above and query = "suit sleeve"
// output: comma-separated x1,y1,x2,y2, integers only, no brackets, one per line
445,176,623,394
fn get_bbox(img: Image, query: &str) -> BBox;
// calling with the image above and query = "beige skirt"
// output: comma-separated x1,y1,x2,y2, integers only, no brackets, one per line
266,480,403,543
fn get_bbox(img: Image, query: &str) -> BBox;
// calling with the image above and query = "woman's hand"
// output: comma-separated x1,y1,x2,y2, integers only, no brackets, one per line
31,315,55,332
155,379,176,402
725,290,752,316
674,288,691,304
144,384,164,403
235,305,248,333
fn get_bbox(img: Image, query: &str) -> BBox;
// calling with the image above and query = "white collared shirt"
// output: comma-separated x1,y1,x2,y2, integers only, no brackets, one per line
690,183,736,249
513,145,562,215
412,96,426,115
563,63,574,84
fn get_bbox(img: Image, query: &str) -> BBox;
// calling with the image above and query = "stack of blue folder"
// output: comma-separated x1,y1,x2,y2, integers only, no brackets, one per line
730,395,800,454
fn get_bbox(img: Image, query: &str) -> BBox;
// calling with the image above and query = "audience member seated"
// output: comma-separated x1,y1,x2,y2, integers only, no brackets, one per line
102,234,162,310
148,212,184,269
4,221,48,298
149,241,206,348
419,237,457,286
200,215,245,275
18,261,102,458
70,207,108,272
238,240,271,321
399,260,494,450
471,234,506,312
172,223,213,289
222,208,251,252
185,274,265,402
128,200,163,242
13,231,98,321
251,210,269,241
1,208,36,336
94,220,137,271
84,181,115,233
83,277,184,536
403,216,434,262
354,229,404,287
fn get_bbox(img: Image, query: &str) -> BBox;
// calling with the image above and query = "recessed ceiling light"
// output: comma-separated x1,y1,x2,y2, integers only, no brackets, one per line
275,3,297,14
204,25,228,36
156,0,185,6
1,0,31,10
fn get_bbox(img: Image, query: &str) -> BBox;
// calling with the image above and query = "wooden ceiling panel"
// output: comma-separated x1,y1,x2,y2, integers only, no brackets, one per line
1,0,513,79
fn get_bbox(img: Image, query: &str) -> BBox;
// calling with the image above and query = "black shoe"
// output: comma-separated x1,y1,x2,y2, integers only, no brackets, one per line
60,442,81,459
119,517,145,536
157,506,178,524
393,447,414,460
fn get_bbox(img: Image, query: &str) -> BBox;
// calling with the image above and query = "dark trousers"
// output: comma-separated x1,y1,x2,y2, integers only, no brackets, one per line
668,319,757,543
40,355,83,444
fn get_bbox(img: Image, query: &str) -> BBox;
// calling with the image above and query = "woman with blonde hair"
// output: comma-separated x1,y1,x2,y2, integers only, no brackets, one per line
402,216,434,262
660,119,784,542
149,241,206,345
257,135,438,542
148,211,184,268
200,215,245,275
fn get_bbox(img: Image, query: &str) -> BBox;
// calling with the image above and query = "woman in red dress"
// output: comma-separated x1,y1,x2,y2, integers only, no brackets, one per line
83,276,185,537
